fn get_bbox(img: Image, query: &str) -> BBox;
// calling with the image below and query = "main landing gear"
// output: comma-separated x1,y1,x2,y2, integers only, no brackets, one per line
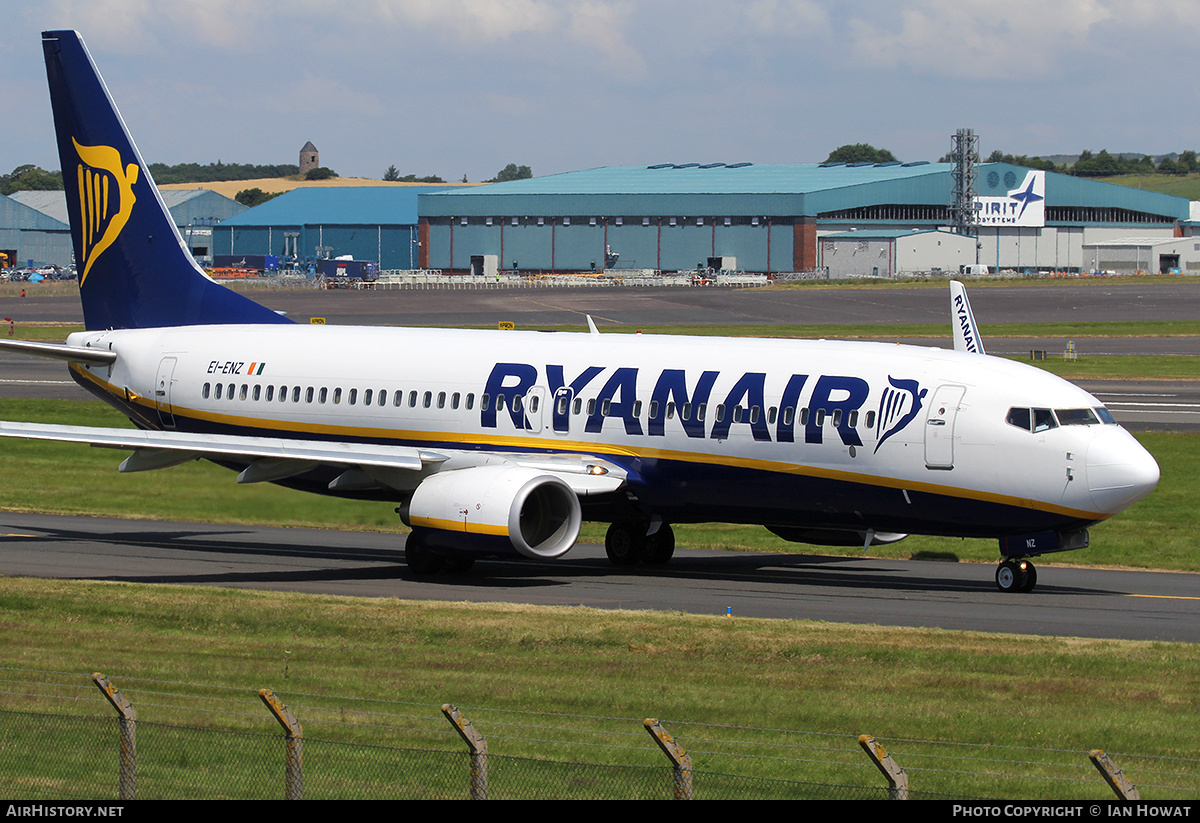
403,531,474,576
995,558,1037,593
605,521,675,567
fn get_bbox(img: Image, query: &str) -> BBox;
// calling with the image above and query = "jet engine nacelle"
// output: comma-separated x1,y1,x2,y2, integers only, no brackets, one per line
405,466,582,560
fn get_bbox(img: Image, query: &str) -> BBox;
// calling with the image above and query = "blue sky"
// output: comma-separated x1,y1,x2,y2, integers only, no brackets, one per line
5,1,1200,183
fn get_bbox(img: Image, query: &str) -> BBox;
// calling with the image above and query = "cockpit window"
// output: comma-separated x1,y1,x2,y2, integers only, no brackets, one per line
1094,407,1117,425
1006,407,1031,431
1055,408,1100,426
1033,408,1057,432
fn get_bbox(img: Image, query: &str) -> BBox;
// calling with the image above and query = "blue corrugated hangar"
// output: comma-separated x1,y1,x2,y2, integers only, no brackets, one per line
0,192,72,267
6,188,245,266
216,186,452,270
415,162,1192,275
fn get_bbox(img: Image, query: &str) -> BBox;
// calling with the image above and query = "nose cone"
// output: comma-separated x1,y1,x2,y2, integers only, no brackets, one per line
1086,427,1160,514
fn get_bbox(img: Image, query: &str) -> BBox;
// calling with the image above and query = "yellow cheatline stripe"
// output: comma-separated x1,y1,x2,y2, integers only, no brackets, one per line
410,516,507,536
1126,594,1200,601
68,366,1109,521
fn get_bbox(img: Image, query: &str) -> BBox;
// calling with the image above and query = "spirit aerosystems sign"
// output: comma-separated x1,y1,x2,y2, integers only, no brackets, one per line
974,170,1045,227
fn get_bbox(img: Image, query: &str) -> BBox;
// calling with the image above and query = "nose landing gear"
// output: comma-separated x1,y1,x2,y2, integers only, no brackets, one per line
995,558,1037,593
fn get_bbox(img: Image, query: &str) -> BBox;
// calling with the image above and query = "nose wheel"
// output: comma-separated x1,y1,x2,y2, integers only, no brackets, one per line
995,559,1037,593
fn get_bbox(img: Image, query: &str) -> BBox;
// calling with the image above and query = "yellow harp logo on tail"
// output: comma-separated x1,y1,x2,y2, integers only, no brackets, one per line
73,137,139,286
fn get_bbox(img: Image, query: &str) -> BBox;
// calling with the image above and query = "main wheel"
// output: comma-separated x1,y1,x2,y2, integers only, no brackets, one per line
443,557,476,574
404,532,444,575
605,522,646,566
643,523,676,565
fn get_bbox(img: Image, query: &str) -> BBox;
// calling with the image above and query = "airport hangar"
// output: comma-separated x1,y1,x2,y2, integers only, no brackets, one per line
409,161,1194,276
215,186,453,271
2,188,246,268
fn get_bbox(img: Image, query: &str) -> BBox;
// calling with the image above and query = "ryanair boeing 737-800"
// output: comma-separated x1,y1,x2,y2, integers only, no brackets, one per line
0,31,1160,592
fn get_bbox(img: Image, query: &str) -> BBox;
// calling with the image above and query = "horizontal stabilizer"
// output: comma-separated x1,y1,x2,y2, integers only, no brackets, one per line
0,338,116,365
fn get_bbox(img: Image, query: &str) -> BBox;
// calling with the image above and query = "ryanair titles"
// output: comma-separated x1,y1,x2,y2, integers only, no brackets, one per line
482,362,926,449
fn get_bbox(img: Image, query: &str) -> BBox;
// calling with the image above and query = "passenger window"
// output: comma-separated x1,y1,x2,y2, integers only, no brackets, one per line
253,385,261,401
573,398,581,415
266,386,274,402
363,389,372,405
831,409,842,428
865,410,875,429
203,383,210,399
452,392,460,410
681,402,691,421
466,393,475,410
292,386,301,403
409,390,418,408
306,387,314,404
767,407,777,425
333,388,342,405
240,384,247,401
318,387,327,404
632,400,641,417
666,402,675,419
438,392,446,409
348,388,356,405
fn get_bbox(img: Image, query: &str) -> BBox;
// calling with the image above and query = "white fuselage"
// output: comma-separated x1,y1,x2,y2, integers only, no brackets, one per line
64,324,1160,540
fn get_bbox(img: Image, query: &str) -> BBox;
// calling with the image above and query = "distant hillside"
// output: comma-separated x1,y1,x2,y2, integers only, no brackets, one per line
1093,173,1200,200
158,177,474,199
147,161,298,184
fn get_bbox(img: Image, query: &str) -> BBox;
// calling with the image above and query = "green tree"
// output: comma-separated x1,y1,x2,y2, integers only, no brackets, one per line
490,163,532,182
304,166,337,180
383,165,400,181
822,144,898,164
234,188,283,207
0,164,64,195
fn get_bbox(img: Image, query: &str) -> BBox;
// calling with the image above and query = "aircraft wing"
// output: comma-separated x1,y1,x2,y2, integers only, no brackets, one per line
0,420,626,495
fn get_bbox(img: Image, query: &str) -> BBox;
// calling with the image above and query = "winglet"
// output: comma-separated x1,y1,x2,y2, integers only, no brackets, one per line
950,280,985,354
586,315,600,335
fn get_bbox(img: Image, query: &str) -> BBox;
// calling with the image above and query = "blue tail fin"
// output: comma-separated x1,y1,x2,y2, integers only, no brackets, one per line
42,30,292,331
